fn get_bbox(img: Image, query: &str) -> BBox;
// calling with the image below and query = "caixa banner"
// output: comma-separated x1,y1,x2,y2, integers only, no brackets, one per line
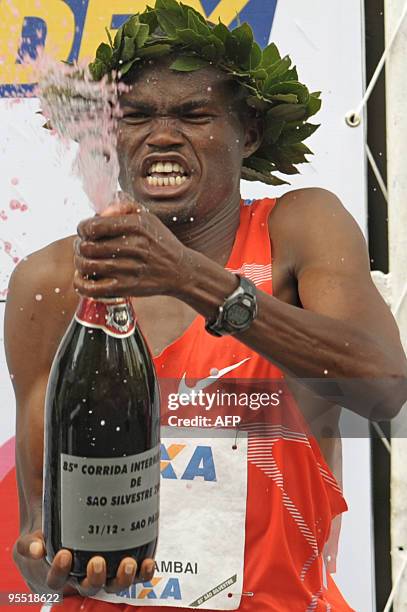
0,0,278,96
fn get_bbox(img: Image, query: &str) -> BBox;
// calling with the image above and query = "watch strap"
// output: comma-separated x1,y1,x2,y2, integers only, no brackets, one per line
205,275,258,337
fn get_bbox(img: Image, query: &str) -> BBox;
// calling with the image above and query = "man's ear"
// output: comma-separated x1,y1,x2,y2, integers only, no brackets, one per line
242,117,264,159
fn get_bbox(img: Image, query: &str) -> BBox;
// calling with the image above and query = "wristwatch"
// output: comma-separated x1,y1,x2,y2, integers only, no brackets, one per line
205,275,258,337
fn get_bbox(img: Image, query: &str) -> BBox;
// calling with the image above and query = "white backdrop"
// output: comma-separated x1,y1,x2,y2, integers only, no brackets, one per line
0,1,373,610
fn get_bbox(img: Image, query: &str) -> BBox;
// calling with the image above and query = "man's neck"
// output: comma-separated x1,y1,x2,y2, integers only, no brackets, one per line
172,193,242,266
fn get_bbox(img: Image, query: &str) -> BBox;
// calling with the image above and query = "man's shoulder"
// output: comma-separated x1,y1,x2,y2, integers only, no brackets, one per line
8,235,76,307
269,186,358,244
273,186,344,220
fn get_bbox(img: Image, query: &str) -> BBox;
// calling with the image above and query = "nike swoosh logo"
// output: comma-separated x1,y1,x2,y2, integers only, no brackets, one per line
178,358,251,397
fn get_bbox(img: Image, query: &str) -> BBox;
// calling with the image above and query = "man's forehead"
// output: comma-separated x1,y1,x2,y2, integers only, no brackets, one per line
121,60,235,105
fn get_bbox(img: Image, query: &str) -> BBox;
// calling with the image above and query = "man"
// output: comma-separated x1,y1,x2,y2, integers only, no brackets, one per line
4,3,407,610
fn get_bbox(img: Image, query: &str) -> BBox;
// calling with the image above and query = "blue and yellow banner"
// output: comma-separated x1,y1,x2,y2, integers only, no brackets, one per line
0,0,278,96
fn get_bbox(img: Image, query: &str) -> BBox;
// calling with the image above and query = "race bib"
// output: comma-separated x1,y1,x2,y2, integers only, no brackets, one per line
94,427,248,609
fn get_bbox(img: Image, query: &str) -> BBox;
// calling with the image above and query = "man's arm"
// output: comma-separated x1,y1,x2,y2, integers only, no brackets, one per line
4,239,153,595
74,189,407,420
184,188,407,419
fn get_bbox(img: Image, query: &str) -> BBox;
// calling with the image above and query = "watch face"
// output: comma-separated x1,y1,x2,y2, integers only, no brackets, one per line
227,303,251,326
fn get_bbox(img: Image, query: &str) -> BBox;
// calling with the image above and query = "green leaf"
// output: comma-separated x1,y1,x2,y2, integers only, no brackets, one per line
156,5,187,36
201,35,224,60
213,21,229,43
242,162,289,186
266,81,309,104
274,162,299,175
118,59,138,76
291,142,313,155
262,43,280,67
268,94,298,104
267,103,307,121
137,43,171,58
263,119,285,144
96,42,112,63
105,27,113,48
280,122,319,145
227,23,253,64
245,156,274,173
156,0,182,11
89,59,106,81
243,41,262,70
123,16,141,39
252,68,268,80
121,36,136,62
200,38,224,62
188,10,211,37
170,55,209,71
180,3,207,25
285,66,298,81
270,143,312,164
263,57,292,89
139,8,159,33
135,23,149,48
307,94,322,117
176,27,206,47
246,95,269,111
113,27,124,50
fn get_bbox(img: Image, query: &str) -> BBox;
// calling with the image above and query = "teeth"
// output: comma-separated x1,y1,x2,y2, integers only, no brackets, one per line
146,174,188,187
149,161,186,174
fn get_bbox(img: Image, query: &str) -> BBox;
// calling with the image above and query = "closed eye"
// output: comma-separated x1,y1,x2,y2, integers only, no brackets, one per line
121,112,151,124
182,113,214,124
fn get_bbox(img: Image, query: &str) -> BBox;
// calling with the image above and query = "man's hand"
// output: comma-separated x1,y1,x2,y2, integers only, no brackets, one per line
74,195,190,299
15,529,155,596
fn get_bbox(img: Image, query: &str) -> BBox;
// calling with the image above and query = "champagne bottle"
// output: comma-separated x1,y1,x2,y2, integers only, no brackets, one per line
42,296,160,579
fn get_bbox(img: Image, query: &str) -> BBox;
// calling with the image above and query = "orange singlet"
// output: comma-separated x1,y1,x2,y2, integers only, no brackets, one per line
0,198,355,611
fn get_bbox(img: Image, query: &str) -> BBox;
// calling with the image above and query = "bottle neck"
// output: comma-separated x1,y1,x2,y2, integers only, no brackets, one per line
76,296,136,338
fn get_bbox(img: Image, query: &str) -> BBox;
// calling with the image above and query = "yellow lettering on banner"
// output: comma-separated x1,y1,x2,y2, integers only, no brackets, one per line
79,0,242,62
209,0,251,25
0,0,75,85
80,0,149,62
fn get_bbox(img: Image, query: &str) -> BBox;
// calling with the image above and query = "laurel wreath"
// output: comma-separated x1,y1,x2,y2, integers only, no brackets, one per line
88,0,321,186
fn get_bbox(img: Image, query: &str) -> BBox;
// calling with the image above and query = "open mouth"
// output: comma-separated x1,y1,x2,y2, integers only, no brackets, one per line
144,160,191,188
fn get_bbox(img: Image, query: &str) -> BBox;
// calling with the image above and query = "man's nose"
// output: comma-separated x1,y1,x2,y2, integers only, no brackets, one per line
146,117,184,149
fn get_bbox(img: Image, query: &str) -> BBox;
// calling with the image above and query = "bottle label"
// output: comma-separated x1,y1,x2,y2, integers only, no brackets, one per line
60,445,160,551
75,298,136,338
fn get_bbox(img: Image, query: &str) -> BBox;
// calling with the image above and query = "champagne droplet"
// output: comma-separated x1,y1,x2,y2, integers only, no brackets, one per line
35,294,43,301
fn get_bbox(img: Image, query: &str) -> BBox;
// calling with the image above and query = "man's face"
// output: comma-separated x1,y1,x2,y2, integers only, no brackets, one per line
117,58,257,225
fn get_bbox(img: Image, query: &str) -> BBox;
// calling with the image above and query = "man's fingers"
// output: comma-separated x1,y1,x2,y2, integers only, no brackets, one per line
77,215,141,241
73,270,122,298
45,550,72,590
104,557,137,593
16,531,45,559
73,556,107,596
100,192,147,218
139,558,155,582
101,201,137,217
